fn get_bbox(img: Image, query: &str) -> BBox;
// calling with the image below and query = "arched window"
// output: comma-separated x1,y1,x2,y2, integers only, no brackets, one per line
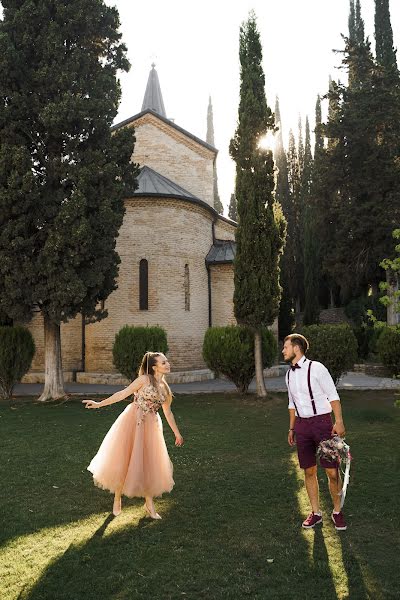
184,264,190,311
139,259,148,310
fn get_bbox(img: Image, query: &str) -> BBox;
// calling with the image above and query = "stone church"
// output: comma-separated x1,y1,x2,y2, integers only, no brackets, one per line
25,65,237,384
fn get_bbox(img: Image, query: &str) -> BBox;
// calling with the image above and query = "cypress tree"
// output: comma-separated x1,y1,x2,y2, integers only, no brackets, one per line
286,129,300,311
303,113,320,325
322,0,400,300
274,97,290,210
206,96,224,215
0,0,137,400
375,0,397,72
297,116,305,179
274,97,294,338
229,12,285,396
228,193,238,221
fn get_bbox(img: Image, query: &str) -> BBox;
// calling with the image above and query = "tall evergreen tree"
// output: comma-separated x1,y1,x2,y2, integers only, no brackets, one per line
274,97,289,210
274,97,294,338
375,0,397,71
303,112,320,325
229,12,285,396
301,116,312,202
228,193,237,221
322,0,400,299
297,116,305,179
0,0,137,400
206,96,224,215
286,129,300,310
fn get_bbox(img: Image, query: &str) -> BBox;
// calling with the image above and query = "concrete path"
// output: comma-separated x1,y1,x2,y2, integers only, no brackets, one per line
12,371,400,397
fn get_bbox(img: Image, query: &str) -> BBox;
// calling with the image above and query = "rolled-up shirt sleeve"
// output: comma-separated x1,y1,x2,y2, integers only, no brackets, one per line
318,363,340,402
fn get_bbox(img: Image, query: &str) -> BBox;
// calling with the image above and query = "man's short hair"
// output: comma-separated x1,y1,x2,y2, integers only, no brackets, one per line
284,333,310,354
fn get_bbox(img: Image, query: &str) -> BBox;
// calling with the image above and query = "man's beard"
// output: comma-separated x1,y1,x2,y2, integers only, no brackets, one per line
286,353,296,364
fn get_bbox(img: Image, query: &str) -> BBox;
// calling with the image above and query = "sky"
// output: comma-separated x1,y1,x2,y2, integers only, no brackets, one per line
108,0,400,214
1,1,399,214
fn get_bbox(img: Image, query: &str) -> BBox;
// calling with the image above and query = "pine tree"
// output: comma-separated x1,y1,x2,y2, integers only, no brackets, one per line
228,193,238,221
0,0,137,400
274,97,294,338
229,12,285,396
206,96,224,215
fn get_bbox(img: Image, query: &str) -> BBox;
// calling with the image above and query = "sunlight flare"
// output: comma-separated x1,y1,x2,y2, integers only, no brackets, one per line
257,131,275,151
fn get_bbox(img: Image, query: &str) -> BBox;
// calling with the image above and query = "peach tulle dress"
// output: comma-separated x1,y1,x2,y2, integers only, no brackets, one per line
87,382,174,498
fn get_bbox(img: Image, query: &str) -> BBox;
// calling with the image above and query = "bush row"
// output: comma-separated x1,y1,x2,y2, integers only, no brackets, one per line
1,323,399,399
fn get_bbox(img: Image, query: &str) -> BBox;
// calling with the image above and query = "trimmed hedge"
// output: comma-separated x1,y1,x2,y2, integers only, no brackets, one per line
0,326,35,399
112,325,168,381
300,324,358,383
202,325,277,393
377,326,400,377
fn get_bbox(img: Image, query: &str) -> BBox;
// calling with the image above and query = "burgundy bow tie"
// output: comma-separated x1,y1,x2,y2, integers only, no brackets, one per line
291,363,301,371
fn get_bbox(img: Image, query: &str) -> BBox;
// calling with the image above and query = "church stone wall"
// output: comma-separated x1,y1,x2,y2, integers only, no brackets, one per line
23,312,82,375
210,264,236,327
131,118,215,208
84,197,215,373
214,218,236,241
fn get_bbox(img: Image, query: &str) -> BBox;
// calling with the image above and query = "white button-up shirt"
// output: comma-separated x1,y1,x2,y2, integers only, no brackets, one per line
286,355,340,418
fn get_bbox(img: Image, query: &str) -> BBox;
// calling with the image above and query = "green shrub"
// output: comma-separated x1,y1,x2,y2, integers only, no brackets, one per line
112,325,168,381
202,326,277,393
0,326,35,399
300,324,358,383
345,294,386,360
377,326,400,377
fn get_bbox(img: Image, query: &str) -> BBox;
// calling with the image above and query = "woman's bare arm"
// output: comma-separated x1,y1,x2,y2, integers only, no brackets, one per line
162,403,184,446
82,375,149,409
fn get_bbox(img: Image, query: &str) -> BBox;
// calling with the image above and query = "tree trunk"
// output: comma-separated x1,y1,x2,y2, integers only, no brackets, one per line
387,270,399,326
38,315,65,402
329,288,335,309
254,329,267,397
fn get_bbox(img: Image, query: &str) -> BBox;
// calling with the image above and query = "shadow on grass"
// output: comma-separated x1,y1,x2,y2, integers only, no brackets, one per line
4,393,398,600
17,425,341,599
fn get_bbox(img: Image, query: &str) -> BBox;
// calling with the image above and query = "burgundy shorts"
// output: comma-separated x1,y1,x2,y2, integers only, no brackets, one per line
294,413,338,470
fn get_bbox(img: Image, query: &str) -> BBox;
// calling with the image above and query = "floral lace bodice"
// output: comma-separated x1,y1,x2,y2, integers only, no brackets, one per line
132,382,167,424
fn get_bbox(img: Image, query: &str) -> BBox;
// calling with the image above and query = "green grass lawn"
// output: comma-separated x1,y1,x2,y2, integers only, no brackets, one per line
0,390,399,600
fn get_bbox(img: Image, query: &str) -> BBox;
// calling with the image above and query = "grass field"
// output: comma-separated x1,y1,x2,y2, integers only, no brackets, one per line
0,390,399,600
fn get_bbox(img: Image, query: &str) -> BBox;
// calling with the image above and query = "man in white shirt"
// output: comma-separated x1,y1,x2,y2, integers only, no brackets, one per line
282,333,347,531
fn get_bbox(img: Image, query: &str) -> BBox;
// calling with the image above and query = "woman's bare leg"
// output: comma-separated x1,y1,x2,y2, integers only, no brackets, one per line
144,496,162,519
113,488,122,516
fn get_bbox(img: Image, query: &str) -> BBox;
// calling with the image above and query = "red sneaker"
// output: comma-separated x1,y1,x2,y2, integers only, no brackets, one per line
302,512,323,529
331,511,347,531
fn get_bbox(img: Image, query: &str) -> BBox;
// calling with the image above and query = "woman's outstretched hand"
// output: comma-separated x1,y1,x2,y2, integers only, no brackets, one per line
175,434,184,447
82,399,101,409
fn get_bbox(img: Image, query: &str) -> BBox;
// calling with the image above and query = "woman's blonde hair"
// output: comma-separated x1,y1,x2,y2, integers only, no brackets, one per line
138,351,173,406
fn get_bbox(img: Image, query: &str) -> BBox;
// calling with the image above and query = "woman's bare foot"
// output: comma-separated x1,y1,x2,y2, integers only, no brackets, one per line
113,495,122,516
144,498,161,519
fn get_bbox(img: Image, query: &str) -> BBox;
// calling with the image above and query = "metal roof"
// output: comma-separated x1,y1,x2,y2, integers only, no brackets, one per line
141,64,166,117
206,239,236,265
134,166,201,200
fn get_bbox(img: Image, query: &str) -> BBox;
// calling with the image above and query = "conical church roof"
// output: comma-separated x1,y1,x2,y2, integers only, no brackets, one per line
134,166,199,200
141,64,166,117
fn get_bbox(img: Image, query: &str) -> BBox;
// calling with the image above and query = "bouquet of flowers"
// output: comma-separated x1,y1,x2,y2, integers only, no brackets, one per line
317,436,352,508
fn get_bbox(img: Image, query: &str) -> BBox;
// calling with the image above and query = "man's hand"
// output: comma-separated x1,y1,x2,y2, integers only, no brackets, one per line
288,430,296,446
332,420,346,437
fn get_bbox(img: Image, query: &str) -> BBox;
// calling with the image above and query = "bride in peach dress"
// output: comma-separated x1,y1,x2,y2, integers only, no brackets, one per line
82,352,184,519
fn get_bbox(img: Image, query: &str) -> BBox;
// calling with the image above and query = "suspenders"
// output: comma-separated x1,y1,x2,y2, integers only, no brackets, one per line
287,360,317,417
